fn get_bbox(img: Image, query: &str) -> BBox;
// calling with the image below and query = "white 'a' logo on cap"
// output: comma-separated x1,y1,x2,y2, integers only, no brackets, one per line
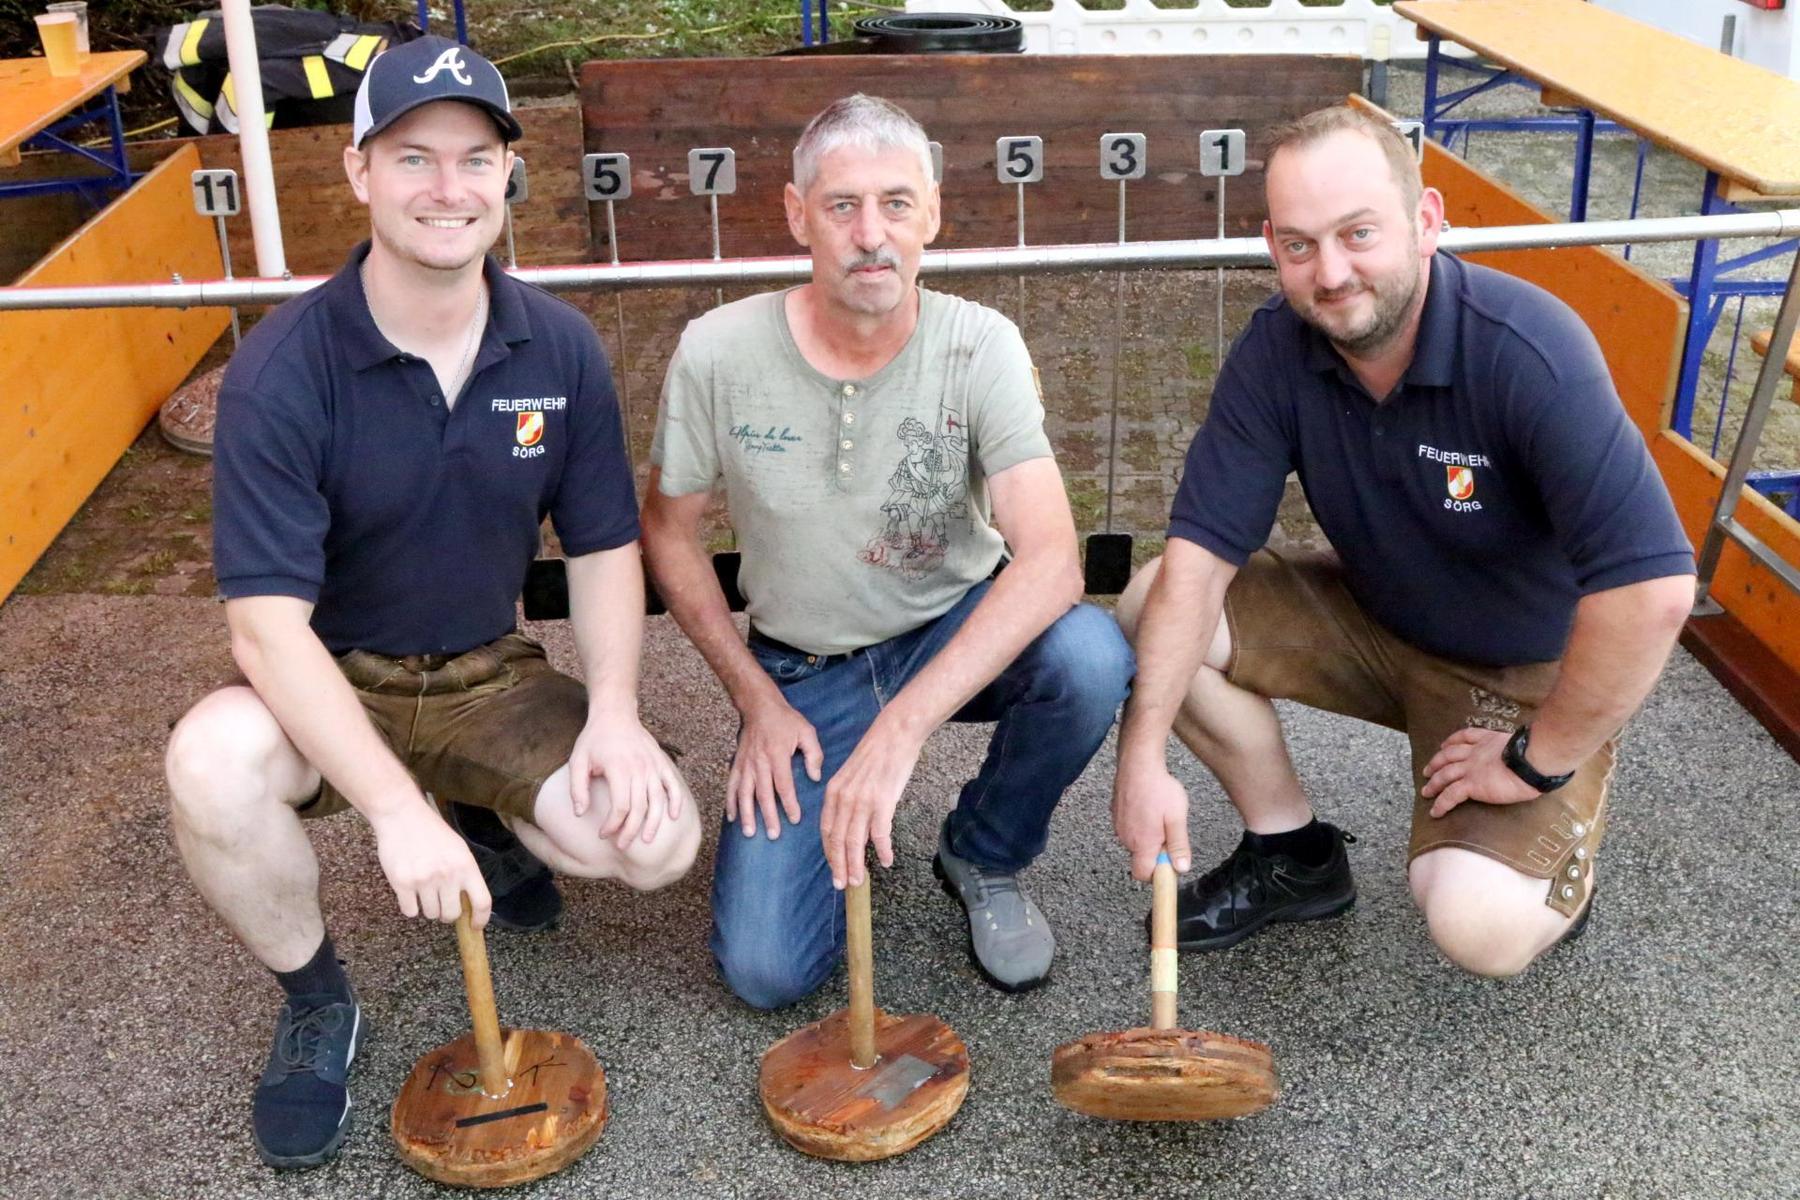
413,48,473,86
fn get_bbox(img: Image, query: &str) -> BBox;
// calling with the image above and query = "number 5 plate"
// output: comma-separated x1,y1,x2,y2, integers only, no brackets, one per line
996,136,1044,185
583,152,632,201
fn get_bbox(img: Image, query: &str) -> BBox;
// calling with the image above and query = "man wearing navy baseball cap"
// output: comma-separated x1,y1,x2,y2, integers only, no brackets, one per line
165,35,697,1168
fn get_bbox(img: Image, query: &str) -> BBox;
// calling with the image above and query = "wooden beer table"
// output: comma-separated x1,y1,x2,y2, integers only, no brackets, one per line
0,50,147,203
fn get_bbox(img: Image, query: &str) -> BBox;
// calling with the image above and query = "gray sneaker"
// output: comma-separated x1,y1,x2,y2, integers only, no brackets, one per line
931,826,1054,992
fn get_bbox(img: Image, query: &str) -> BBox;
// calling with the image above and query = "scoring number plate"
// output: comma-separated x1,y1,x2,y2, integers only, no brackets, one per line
506,158,529,205
191,168,240,217
1099,132,1147,181
1393,121,1425,160
1199,129,1247,178
583,152,632,202
688,147,737,196
996,136,1044,185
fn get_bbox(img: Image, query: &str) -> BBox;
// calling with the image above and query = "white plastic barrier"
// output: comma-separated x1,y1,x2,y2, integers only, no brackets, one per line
904,0,1440,60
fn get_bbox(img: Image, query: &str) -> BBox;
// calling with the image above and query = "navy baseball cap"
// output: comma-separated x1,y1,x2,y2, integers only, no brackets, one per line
351,35,523,149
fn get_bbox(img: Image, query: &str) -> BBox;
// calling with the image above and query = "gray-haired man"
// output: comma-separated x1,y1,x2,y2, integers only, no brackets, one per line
643,94,1134,1007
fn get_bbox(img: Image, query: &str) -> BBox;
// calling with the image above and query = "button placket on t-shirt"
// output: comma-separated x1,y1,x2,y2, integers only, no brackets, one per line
833,380,859,488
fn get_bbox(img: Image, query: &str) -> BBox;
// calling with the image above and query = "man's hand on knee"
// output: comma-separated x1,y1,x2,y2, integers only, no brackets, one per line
568,715,686,850
1421,727,1541,817
728,695,822,841
371,801,492,927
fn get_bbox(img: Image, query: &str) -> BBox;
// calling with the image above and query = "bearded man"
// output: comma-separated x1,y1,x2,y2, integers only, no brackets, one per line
1111,106,1694,978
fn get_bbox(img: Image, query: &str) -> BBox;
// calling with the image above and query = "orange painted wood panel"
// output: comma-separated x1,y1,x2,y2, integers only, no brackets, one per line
0,144,228,601
1652,432,1800,669
0,51,146,157
1749,328,1800,390
1394,0,1800,196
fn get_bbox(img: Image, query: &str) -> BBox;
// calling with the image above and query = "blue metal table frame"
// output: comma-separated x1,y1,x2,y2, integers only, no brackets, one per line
0,86,134,207
1419,33,1800,515
416,0,469,45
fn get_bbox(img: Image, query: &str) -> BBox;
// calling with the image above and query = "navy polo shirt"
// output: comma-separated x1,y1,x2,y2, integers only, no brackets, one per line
1170,252,1693,667
212,243,639,656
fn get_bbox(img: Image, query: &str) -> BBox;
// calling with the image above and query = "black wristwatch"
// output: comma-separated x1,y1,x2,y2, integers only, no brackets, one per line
1502,724,1576,794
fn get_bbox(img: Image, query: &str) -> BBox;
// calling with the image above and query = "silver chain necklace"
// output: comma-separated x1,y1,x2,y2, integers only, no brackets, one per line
362,262,487,406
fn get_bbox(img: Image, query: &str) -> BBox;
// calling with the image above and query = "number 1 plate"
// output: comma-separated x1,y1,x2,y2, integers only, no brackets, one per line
1199,129,1246,178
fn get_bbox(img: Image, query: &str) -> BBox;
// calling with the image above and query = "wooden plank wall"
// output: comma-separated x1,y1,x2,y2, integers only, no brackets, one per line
0,100,591,283
1358,96,1800,677
580,54,1364,262
0,145,228,601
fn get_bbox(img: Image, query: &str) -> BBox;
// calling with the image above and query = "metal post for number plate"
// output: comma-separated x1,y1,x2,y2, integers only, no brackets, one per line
996,136,1043,334
192,167,242,348
583,151,634,459
1199,130,1245,376
504,158,527,269
690,147,736,309
1086,132,1148,595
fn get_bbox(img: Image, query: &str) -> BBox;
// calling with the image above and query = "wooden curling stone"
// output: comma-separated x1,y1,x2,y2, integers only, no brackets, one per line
1052,855,1278,1122
392,1026,607,1188
758,874,970,1161
1051,1027,1276,1122
391,894,606,1188
760,1006,970,1162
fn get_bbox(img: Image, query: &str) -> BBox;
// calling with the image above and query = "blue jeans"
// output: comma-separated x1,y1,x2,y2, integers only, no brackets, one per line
709,582,1135,1009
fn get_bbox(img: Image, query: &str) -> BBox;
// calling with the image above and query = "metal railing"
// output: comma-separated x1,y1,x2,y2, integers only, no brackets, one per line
5,208,1797,611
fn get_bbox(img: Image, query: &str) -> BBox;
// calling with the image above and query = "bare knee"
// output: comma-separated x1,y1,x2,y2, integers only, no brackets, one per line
166,689,309,841
538,774,701,890
618,806,700,891
1411,850,1571,978
1116,556,1163,642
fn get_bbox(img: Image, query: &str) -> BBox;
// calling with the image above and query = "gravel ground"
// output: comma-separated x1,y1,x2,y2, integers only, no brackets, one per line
0,596,1794,1199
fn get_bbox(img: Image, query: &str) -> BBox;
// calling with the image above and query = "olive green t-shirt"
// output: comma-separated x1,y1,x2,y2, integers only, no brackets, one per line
651,287,1052,655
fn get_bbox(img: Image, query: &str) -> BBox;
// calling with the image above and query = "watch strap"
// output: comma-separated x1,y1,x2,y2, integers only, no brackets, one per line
1503,724,1575,794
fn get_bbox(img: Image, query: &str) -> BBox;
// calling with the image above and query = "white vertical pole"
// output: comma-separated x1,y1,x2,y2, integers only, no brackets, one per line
219,0,286,277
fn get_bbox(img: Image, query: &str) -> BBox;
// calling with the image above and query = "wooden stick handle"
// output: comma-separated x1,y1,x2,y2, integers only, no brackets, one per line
1150,855,1178,1031
845,874,877,1069
456,893,510,1096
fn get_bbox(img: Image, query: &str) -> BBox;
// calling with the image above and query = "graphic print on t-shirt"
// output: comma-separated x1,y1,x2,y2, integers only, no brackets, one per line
860,411,969,579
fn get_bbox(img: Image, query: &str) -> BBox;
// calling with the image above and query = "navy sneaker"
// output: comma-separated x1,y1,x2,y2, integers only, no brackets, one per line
1163,825,1358,952
444,801,563,931
251,995,363,1168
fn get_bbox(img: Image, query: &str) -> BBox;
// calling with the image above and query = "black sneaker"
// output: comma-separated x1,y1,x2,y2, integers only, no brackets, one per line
444,801,563,931
1162,824,1358,952
251,995,363,1168
1559,889,1595,946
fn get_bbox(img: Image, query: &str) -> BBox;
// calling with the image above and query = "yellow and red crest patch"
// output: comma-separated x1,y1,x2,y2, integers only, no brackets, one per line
516,412,545,447
1446,466,1474,501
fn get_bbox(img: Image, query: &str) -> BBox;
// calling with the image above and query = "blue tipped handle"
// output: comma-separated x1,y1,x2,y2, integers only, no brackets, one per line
1156,852,1171,866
